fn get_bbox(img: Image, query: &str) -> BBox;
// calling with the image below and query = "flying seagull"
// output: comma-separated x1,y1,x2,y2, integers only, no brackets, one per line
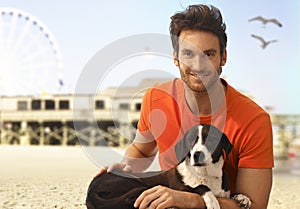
251,34,278,49
249,16,283,28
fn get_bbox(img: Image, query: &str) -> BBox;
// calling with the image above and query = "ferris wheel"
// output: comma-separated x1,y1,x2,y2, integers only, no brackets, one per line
0,7,64,96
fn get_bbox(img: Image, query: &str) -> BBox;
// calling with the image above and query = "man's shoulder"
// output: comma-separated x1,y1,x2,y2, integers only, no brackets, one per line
150,78,182,90
227,83,266,113
145,78,184,100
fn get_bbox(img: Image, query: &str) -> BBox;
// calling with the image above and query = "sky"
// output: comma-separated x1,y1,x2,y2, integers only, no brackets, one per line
0,0,299,114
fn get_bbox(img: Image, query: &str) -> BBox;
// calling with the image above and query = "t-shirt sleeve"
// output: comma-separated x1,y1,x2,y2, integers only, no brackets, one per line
137,89,155,141
238,113,274,168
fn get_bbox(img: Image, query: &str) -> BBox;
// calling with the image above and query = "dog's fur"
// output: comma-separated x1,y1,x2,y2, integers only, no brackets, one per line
86,124,242,209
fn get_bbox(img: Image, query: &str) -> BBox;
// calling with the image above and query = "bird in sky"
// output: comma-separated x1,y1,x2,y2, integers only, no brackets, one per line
249,16,283,28
251,34,278,49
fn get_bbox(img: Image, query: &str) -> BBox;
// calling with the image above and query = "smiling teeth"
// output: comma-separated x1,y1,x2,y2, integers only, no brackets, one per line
195,73,208,78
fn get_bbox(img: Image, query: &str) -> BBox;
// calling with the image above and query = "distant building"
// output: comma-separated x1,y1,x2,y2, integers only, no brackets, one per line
0,78,299,158
0,78,170,146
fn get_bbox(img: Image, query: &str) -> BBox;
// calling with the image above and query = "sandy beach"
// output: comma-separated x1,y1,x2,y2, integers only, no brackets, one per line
0,145,299,209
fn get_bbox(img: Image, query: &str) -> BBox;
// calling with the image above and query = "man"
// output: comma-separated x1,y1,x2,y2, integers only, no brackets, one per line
98,4,274,209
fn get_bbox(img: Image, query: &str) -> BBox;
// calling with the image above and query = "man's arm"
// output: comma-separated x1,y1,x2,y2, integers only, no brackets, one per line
234,168,272,209
134,168,272,209
219,168,272,209
122,139,157,172
134,185,239,209
94,134,157,177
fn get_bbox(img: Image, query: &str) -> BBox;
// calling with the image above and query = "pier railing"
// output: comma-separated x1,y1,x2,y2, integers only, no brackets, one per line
0,122,133,148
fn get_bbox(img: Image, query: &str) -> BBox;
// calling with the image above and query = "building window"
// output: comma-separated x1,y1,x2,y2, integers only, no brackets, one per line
135,103,141,111
59,100,69,110
119,103,129,110
95,100,105,109
31,99,41,110
17,101,28,110
45,100,55,110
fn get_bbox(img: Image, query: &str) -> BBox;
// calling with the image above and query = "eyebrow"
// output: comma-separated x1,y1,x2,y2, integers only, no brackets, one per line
180,48,217,55
203,49,217,54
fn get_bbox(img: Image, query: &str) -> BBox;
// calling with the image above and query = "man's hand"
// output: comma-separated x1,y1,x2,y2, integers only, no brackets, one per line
134,185,206,209
93,162,132,178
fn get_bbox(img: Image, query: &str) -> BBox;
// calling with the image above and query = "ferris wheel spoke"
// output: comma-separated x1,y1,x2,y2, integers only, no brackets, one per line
10,16,32,55
18,46,53,66
16,61,57,71
16,32,44,57
5,11,18,54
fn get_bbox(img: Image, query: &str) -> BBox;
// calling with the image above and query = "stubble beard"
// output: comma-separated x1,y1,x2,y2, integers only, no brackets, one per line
181,68,220,95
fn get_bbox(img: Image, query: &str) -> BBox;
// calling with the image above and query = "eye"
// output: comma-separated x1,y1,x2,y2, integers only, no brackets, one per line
205,52,212,57
205,138,218,152
204,50,216,58
205,52,214,57
194,135,199,144
190,135,199,149
181,49,194,58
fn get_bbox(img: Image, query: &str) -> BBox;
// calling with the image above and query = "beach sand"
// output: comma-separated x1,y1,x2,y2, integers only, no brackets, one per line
0,146,299,209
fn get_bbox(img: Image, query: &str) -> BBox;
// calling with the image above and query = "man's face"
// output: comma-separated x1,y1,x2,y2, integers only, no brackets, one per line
174,30,226,93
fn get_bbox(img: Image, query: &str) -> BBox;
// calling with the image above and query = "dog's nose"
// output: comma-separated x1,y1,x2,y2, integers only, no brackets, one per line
193,151,205,165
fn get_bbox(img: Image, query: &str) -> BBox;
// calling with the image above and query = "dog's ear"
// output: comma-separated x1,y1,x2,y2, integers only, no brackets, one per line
175,125,200,163
221,133,232,160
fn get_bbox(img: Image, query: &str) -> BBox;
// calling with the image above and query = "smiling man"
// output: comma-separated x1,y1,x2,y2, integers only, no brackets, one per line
95,4,274,209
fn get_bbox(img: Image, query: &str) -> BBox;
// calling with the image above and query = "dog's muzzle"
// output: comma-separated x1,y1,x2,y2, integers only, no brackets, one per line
193,151,206,166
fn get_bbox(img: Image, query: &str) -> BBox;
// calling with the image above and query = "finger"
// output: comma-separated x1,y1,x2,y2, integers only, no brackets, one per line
134,187,160,209
148,196,169,209
134,189,149,208
153,191,178,209
123,165,132,172
107,164,122,173
93,166,108,179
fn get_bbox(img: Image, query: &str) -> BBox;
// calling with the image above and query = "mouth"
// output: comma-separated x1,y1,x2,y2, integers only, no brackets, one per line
189,71,210,79
193,162,206,167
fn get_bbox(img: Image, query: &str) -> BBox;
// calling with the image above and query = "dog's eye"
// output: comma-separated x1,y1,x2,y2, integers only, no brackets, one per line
205,138,218,152
193,136,199,145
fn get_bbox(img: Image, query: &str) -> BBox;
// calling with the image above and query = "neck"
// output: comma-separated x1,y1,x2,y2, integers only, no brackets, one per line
185,79,226,116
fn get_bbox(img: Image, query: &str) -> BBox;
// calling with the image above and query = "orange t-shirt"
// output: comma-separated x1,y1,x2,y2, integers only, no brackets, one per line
137,78,274,193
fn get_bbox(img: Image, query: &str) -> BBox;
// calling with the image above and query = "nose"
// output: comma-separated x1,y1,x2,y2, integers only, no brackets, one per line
192,54,210,72
193,151,205,164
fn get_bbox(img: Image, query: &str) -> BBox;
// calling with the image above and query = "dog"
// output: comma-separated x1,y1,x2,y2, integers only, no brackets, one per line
86,124,250,209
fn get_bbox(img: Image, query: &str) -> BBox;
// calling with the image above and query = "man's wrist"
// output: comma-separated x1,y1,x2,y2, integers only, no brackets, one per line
186,192,206,209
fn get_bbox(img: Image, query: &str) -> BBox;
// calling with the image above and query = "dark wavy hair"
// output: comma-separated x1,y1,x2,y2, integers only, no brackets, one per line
170,4,227,56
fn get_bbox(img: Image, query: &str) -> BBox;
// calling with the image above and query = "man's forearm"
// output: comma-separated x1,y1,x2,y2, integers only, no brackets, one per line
122,143,155,172
181,193,242,209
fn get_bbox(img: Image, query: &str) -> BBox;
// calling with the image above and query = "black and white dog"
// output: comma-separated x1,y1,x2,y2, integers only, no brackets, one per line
86,124,251,209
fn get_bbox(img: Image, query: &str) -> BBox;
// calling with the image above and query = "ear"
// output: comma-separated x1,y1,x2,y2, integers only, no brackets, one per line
220,49,227,66
173,51,179,66
221,133,232,159
175,125,199,163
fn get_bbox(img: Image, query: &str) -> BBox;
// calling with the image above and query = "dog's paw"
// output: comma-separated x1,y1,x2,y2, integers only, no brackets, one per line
203,191,220,209
231,194,251,209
